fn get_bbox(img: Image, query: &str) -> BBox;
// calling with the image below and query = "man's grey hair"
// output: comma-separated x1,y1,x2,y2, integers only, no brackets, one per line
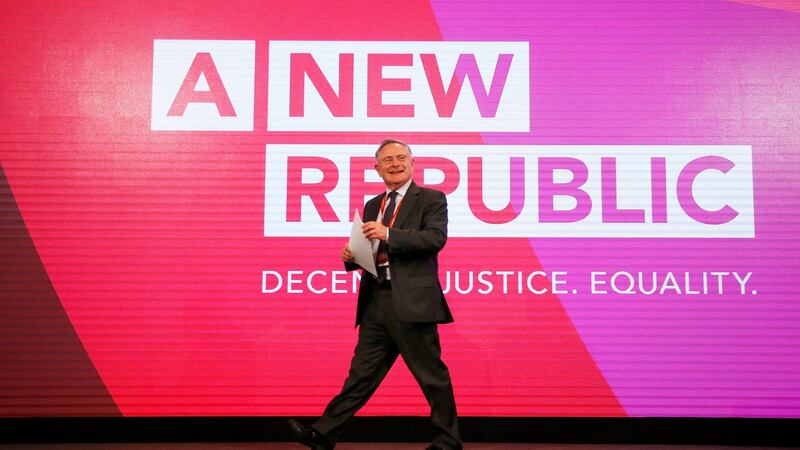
375,138,412,160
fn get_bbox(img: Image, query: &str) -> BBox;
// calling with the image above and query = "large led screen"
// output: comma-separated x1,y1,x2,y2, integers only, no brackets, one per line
1,0,799,418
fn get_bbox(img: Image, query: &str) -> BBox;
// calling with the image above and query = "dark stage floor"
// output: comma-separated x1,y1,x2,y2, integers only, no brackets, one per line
0,444,793,449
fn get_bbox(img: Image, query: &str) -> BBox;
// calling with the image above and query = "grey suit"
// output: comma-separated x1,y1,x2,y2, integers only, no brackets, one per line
313,181,461,449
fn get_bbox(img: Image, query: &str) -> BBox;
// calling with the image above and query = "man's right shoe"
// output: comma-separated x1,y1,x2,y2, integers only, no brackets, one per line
287,419,333,449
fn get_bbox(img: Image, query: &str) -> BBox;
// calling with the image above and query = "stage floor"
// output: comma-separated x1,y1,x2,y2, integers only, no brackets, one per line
0,444,792,449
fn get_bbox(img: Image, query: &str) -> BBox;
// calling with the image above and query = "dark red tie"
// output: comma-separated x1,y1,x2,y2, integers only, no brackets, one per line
382,191,398,226
376,191,397,280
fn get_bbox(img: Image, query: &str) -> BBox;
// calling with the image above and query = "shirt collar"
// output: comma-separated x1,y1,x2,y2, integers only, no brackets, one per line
386,178,413,198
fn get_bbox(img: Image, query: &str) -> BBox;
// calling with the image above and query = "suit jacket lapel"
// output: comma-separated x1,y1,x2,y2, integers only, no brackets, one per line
393,181,419,228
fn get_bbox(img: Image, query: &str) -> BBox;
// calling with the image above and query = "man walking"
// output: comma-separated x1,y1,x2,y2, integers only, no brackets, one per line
288,139,462,450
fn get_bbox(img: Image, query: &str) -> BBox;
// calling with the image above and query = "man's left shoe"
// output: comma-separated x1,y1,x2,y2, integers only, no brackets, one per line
287,419,333,449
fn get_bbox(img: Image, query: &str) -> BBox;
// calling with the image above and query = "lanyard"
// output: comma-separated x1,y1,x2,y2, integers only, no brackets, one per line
379,192,403,228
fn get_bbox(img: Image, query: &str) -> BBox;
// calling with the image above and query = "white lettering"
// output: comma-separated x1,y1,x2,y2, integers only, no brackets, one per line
264,144,754,238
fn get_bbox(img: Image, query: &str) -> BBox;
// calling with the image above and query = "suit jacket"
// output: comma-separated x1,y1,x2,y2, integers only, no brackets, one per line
346,181,454,327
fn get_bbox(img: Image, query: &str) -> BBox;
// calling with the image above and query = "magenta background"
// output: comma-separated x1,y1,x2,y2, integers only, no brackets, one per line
431,0,800,417
0,0,798,418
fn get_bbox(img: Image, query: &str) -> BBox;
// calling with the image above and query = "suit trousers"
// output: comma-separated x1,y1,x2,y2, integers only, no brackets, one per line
313,283,461,448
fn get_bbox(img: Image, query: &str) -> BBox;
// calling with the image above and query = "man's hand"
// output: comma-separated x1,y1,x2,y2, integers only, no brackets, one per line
362,221,388,241
341,244,353,262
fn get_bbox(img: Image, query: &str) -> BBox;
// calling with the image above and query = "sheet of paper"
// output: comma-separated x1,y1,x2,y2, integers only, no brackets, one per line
348,210,377,278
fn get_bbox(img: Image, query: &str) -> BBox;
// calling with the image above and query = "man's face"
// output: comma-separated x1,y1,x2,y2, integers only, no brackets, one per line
375,143,414,190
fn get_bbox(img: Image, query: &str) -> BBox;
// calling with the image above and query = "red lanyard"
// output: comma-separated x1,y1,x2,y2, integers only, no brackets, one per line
379,192,403,228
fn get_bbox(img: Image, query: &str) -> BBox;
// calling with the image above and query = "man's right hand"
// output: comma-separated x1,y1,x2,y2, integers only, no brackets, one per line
341,244,353,262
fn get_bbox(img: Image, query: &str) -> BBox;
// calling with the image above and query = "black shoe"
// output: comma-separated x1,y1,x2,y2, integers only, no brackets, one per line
287,419,333,449
426,445,463,450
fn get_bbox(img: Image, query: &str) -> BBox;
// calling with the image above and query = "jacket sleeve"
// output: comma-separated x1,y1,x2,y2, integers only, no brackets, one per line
387,190,448,255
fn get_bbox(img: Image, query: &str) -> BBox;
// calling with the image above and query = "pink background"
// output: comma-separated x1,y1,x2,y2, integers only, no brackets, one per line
1,0,798,417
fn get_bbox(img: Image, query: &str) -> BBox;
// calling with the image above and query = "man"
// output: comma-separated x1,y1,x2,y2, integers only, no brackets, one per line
288,139,462,450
